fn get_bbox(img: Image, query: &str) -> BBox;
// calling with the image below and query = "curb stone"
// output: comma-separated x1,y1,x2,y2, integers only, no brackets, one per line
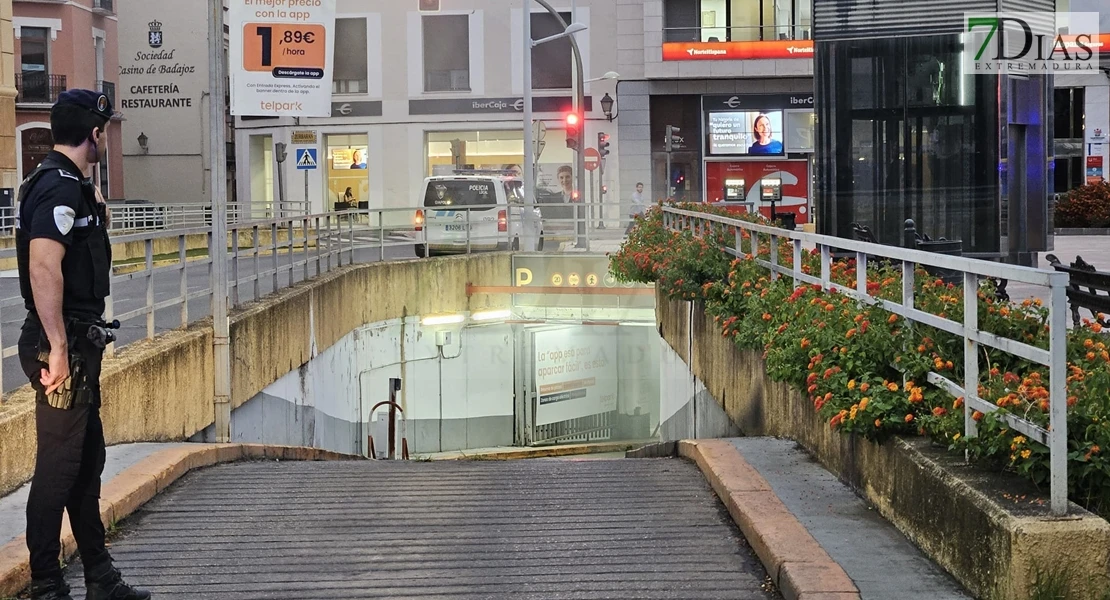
678,439,860,600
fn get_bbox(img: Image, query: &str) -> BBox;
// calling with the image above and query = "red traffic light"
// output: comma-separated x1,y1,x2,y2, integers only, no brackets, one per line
566,113,579,126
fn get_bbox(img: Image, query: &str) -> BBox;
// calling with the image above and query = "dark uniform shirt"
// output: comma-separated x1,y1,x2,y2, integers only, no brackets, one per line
15,150,112,319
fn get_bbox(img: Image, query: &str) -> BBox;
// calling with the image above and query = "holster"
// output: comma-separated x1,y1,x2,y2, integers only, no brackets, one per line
34,320,93,410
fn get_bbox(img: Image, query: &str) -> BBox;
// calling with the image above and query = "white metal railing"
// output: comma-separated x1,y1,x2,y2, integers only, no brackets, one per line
663,206,1071,516
0,202,630,397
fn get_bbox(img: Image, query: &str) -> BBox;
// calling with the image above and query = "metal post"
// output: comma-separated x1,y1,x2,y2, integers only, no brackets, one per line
523,0,535,214
963,272,980,443
271,222,278,293
208,0,231,443
792,239,802,288
1048,278,1068,515
388,378,400,460
666,150,672,199
534,0,584,247
179,235,188,327
145,239,154,339
252,226,260,302
379,210,385,262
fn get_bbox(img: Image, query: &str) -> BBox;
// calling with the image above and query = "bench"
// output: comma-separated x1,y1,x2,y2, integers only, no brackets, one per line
1045,254,1110,328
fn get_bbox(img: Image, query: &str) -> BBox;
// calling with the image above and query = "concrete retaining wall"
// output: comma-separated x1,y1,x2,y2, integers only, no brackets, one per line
657,294,1110,600
0,253,510,497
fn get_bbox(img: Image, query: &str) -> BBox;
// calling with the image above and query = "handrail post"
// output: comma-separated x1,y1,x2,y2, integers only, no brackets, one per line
1048,278,1069,515
379,210,385,262
963,272,980,444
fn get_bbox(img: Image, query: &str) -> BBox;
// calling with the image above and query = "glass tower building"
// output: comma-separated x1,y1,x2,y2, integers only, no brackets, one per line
813,0,1056,262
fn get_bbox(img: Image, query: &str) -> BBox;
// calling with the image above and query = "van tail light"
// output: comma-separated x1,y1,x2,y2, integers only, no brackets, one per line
414,210,424,231
498,209,507,232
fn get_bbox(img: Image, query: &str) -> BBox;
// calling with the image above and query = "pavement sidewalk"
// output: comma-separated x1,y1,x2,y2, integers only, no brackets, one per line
718,437,970,600
0,442,187,549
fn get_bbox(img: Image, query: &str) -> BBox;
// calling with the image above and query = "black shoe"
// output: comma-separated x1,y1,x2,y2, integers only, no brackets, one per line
84,564,151,600
30,576,73,600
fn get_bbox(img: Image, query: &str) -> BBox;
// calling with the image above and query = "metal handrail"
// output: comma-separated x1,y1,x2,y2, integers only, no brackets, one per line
662,205,1070,515
0,203,632,398
15,73,67,104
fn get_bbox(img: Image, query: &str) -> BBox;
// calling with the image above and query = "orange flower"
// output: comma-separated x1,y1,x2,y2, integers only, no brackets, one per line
972,411,984,422
860,382,870,393
953,397,964,410
932,406,947,417
800,338,811,349
875,419,883,428
847,379,857,390
763,313,773,321
904,381,915,392
1085,339,1095,349
858,397,870,411
888,314,899,324
887,383,899,392
1092,323,1103,333
846,328,857,339
905,414,915,423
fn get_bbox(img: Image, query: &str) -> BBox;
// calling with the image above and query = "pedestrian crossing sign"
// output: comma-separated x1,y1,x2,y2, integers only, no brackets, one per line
296,148,318,170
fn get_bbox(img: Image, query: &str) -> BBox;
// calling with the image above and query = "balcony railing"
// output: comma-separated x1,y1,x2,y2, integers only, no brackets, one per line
93,0,114,13
98,80,116,108
16,72,67,104
663,24,812,44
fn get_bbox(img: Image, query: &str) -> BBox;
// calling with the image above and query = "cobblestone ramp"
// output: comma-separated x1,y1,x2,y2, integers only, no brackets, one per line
63,459,779,600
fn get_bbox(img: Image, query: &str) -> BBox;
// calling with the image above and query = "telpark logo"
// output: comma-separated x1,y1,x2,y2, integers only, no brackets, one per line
964,12,1100,73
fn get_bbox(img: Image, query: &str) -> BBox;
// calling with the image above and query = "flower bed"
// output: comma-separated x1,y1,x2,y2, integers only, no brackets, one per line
612,204,1110,517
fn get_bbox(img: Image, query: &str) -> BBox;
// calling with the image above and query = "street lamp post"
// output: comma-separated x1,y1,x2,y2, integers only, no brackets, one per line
523,0,587,246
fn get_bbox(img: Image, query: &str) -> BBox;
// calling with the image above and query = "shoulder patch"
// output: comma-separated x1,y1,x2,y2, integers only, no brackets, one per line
57,170,80,182
53,206,76,235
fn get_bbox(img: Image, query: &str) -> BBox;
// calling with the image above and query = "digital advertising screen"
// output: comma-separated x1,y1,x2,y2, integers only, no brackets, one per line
707,110,785,156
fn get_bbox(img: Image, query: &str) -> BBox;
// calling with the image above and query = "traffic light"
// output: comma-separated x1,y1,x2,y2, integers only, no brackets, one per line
565,112,581,151
665,125,682,152
597,132,610,158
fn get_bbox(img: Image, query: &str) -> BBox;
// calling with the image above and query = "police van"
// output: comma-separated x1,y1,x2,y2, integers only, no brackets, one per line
415,172,544,257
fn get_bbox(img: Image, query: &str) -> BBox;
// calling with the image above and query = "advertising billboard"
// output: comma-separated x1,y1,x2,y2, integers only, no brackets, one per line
708,110,785,156
228,0,337,117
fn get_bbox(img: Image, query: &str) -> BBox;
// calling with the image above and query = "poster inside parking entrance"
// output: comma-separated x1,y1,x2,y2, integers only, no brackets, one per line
534,327,618,426
228,0,336,117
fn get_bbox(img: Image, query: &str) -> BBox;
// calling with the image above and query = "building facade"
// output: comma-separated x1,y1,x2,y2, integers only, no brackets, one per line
114,0,228,207
1052,0,1109,196
614,0,817,227
1,0,15,194
13,0,121,198
233,0,620,225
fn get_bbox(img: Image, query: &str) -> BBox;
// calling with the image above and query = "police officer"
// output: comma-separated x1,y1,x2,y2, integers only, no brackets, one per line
15,90,150,600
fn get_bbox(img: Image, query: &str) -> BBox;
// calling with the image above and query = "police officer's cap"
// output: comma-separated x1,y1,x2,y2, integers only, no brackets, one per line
54,89,113,121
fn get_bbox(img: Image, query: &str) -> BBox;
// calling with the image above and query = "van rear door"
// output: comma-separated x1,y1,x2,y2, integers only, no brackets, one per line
423,179,500,247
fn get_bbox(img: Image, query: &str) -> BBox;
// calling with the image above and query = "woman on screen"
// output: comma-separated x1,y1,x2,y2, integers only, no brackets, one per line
749,114,783,155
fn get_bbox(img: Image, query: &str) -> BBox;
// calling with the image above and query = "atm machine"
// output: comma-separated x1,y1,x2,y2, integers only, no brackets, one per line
760,177,794,230
716,178,754,214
